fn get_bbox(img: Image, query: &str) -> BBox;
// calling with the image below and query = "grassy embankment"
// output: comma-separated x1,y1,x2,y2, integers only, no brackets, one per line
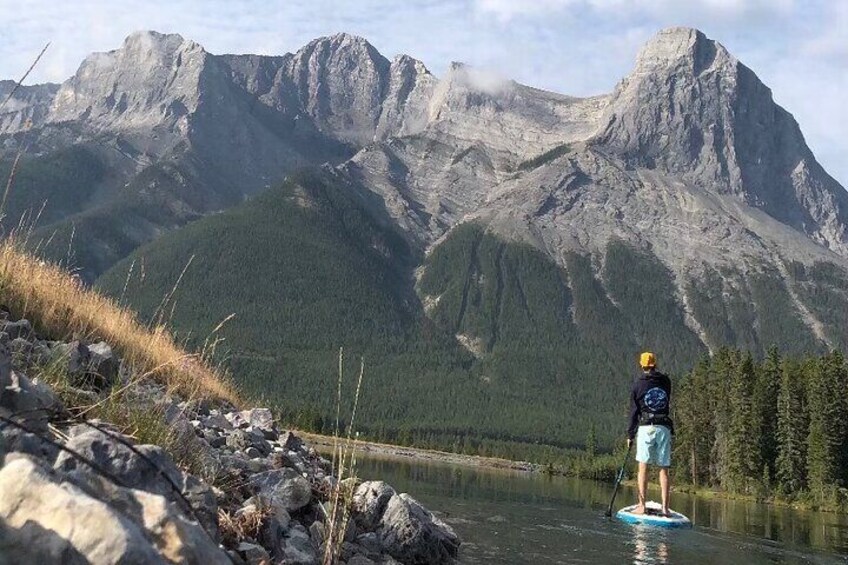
0,235,241,479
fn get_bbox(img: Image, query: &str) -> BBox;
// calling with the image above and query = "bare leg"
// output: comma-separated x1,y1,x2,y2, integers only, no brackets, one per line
659,467,670,515
634,462,648,514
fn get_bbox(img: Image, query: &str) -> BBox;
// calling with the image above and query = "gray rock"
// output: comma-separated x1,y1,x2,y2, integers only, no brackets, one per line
245,446,261,459
50,340,89,375
0,350,62,432
379,493,460,565
226,429,252,451
309,520,326,548
355,532,382,555
237,541,270,564
0,455,230,564
250,467,312,513
280,430,305,450
203,429,227,448
86,341,120,388
348,555,377,565
282,524,318,565
352,481,396,532
258,515,287,559
8,338,32,366
54,428,218,535
238,407,275,432
201,411,232,430
0,427,58,462
1,319,32,340
0,456,163,563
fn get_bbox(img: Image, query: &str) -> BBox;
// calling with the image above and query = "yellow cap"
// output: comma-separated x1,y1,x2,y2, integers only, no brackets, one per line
640,352,656,368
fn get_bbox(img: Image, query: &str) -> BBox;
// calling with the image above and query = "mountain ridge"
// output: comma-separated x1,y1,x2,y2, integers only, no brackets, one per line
3,27,848,450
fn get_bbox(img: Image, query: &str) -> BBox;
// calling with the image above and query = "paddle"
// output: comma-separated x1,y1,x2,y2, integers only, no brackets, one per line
604,441,633,518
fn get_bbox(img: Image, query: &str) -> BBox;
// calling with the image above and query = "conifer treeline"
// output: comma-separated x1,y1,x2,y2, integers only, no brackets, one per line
673,348,848,507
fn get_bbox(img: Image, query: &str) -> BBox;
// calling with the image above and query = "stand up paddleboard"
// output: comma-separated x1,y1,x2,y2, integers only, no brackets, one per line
616,501,692,529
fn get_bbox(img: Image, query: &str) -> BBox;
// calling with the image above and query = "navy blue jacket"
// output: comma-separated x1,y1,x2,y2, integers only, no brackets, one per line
627,369,673,439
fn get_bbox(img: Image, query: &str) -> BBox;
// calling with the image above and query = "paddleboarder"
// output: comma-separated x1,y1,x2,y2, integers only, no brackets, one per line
626,352,673,517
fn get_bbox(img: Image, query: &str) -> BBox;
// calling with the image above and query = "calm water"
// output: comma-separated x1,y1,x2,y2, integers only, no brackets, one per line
355,455,848,564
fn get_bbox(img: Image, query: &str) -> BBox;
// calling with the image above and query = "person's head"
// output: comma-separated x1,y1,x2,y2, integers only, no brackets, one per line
639,352,656,372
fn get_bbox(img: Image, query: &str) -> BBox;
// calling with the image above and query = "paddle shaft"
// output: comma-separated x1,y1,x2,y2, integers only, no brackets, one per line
605,442,633,517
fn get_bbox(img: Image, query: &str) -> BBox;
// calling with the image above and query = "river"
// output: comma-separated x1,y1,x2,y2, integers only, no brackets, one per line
355,454,848,564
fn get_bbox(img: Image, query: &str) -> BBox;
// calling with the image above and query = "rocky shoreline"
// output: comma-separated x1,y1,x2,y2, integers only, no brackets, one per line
0,313,460,564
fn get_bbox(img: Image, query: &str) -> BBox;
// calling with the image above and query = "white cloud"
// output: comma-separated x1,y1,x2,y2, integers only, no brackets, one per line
802,2,848,64
474,0,796,21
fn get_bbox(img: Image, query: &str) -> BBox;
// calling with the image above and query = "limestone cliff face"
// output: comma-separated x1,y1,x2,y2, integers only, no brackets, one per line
1,27,847,330
595,27,848,253
0,81,58,135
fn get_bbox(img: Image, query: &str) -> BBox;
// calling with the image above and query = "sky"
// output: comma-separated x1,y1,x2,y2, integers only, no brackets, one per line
1,0,846,185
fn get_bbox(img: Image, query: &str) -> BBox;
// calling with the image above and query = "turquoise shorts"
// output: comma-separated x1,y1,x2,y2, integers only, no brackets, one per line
635,425,671,467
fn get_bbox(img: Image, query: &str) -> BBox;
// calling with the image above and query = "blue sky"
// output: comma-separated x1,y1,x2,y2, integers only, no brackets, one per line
2,0,846,185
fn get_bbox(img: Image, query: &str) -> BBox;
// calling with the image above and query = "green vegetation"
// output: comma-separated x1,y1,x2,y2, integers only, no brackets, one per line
686,264,823,355
97,182,717,456
789,260,848,352
0,146,105,229
34,162,202,281
674,348,848,511
93,169,848,470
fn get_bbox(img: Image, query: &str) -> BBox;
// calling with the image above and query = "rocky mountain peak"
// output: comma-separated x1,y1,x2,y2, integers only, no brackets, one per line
120,30,201,58
633,26,734,76
0,81,59,134
48,29,208,132
593,27,848,252
286,32,391,145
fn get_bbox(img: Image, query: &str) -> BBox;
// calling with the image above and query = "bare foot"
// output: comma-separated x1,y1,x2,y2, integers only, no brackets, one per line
631,505,646,515
661,508,671,517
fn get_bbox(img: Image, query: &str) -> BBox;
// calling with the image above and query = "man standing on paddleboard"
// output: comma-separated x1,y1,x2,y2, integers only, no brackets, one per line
626,352,673,516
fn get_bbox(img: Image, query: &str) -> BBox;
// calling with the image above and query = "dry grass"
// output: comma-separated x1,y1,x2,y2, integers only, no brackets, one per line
218,503,274,549
322,349,365,565
0,237,240,405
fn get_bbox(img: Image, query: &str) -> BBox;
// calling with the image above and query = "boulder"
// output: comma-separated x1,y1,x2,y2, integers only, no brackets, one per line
0,455,164,563
0,355,62,433
1,319,33,340
237,542,270,564
280,430,305,450
348,555,378,565
54,428,218,535
226,429,271,456
239,408,275,432
50,340,89,375
86,341,120,388
0,427,58,462
201,411,232,431
355,532,383,555
379,493,460,565
250,467,313,513
352,481,396,532
8,337,32,366
282,524,318,565
67,468,230,564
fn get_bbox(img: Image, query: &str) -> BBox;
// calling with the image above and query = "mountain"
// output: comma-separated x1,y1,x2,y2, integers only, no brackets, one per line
7,28,848,453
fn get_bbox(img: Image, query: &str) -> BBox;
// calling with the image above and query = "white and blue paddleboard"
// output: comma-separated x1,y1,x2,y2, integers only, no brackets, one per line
616,501,692,529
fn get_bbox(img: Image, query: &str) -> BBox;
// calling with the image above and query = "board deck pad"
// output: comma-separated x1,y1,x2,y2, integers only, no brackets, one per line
616,501,692,528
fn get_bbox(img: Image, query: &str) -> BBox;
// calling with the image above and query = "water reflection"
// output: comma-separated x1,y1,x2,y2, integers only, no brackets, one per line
631,526,670,564
353,453,848,564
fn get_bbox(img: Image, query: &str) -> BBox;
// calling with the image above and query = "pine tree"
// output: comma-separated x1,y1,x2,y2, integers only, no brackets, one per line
806,352,845,500
674,356,713,487
755,347,781,480
725,352,761,493
776,358,807,494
